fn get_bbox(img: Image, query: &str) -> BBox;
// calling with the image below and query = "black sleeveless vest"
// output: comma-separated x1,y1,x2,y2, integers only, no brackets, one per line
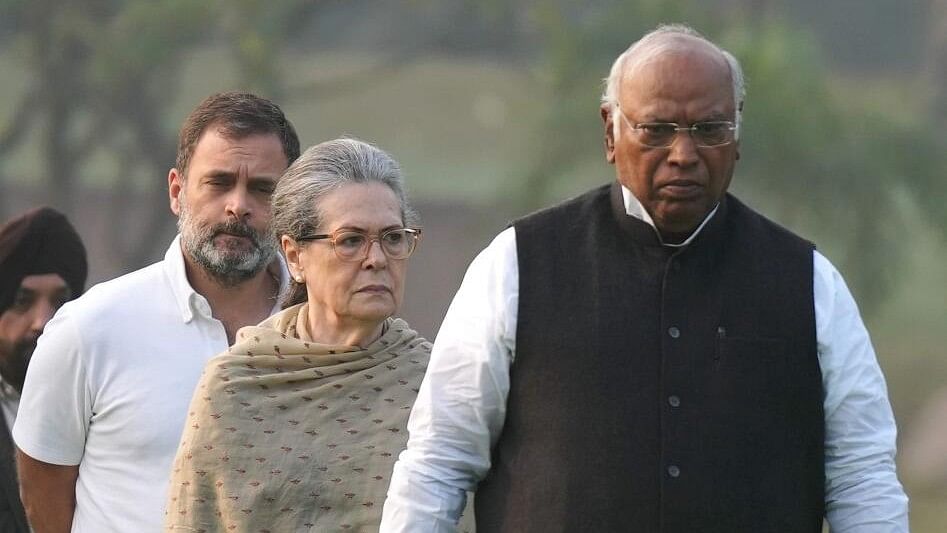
475,183,824,532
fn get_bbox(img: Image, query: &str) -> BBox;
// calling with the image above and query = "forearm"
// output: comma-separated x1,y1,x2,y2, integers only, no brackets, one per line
382,460,469,532
16,448,78,533
381,367,500,531
825,459,909,532
383,232,519,530
823,390,908,532
815,252,909,531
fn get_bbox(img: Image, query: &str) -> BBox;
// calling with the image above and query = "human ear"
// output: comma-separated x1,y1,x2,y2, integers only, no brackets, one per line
280,235,302,274
600,104,616,164
168,168,184,216
281,235,304,281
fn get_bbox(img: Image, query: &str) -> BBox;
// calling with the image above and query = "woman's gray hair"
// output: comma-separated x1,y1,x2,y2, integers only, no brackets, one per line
270,137,418,308
601,23,746,138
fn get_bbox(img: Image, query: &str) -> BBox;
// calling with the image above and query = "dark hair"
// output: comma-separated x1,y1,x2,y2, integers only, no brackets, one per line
175,91,301,179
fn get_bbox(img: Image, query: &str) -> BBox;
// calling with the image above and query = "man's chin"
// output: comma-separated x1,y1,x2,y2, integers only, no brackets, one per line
199,250,272,287
655,198,715,226
214,248,256,263
201,240,264,266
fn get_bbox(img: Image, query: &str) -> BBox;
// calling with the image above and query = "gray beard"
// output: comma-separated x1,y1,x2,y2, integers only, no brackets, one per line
177,207,276,288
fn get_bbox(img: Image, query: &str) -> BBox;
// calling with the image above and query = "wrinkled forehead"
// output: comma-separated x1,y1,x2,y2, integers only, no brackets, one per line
622,34,732,85
625,33,730,75
317,181,404,229
617,37,735,118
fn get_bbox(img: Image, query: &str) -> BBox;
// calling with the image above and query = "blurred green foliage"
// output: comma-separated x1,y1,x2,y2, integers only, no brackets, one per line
0,0,315,265
0,0,941,311
510,2,946,314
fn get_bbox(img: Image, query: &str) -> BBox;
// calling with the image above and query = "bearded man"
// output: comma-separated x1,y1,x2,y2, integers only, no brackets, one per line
13,92,300,533
0,207,87,533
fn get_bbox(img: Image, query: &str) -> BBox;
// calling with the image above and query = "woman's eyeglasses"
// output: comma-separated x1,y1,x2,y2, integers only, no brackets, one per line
297,228,421,262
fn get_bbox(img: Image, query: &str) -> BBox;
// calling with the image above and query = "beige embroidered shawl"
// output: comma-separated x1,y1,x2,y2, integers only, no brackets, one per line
164,303,431,533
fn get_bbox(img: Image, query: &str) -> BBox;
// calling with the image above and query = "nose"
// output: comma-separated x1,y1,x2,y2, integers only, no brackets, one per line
362,239,388,269
666,131,700,167
225,187,252,221
29,300,56,336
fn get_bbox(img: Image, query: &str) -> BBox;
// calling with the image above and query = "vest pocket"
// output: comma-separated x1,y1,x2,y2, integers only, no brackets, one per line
705,335,809,523
712,335,792,405
714,336,787,370
711,334,799,429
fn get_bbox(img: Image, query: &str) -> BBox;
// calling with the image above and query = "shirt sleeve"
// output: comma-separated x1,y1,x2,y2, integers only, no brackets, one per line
12,303,92,465
381,227,518,532
815,251,910,531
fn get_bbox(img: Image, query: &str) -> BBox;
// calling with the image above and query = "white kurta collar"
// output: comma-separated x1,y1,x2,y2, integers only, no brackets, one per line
620,184,720,248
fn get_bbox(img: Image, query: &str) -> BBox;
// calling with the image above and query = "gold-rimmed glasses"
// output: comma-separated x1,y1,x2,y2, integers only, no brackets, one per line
297,228,421,262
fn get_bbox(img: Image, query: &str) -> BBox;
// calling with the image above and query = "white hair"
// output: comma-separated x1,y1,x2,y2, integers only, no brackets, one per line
270,137,419,308
271,137,418,244
601,23,746,139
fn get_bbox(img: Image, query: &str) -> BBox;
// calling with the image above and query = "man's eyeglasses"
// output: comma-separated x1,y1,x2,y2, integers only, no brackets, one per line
615,104,737,148
297,228,421,262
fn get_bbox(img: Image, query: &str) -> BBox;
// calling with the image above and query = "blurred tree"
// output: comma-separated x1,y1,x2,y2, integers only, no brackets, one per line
0,0,478,271
508,1,946,314
726,22,945,312
509,0,696,208
928,0,947,122
0,0,942,305
0,0,316,268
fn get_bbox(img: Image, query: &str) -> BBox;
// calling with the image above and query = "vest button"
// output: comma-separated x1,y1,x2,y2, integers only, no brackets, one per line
668,395,681,407
667,465,681,478
668,326,681,338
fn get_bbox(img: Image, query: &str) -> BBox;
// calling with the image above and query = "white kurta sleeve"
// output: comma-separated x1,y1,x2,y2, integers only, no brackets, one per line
381,227,519,532
13,303,92,465
815,251,909,531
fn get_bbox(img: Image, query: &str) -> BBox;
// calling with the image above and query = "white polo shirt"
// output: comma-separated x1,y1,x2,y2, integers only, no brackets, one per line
13,236,286,533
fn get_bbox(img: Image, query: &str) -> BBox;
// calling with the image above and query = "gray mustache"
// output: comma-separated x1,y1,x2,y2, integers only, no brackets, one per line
212,221,263,246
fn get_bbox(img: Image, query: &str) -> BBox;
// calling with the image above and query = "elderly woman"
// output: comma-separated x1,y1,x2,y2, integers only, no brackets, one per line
164,138,452,532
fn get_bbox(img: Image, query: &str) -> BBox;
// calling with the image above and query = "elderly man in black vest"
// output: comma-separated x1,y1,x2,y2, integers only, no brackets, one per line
381,24,908,533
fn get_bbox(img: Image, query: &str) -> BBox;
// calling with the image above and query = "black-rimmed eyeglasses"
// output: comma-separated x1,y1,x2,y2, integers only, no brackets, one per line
297,228,421,262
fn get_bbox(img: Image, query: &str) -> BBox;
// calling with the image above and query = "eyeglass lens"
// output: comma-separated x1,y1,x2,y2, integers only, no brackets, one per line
334,229,417,260
635,122,734,147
